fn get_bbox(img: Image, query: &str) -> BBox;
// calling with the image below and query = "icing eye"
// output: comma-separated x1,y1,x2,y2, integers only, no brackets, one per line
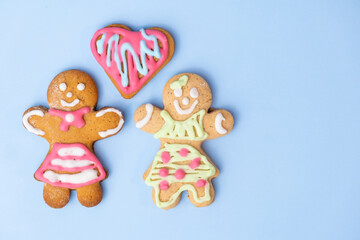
174,88,182,97
59,83,67,91
77,83,85,91
190,88,199,98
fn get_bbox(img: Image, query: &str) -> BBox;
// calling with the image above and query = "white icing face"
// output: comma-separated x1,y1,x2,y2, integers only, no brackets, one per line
190,88,199,98
172,85,201,115
59,83,85,108
182,97,189,105
174,99,199,115
77,83,85,91
174,88,182,97
59,83,67,91
61,99,80,107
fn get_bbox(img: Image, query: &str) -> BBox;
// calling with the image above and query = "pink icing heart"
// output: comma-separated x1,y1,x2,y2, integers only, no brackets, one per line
91,26,171,97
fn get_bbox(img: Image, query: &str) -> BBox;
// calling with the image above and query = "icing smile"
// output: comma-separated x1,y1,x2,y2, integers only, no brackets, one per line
174,99,198,115
61,99,80,107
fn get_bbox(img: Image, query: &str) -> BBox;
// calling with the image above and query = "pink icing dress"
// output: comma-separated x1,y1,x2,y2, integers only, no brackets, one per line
34,107,106,189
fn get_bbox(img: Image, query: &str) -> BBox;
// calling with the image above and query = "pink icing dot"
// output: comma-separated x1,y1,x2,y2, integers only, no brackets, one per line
159,180,169,190
161,151,171,164
195,179,207,188
159,168,169,177
189,157,201,169
179,148,189,157
174,169,186,180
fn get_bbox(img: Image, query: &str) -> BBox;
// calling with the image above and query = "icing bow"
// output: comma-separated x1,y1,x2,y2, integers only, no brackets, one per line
49,107,90,132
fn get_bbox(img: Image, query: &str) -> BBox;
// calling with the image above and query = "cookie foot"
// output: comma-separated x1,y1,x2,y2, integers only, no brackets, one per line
43,183,70,208
77,182,103,207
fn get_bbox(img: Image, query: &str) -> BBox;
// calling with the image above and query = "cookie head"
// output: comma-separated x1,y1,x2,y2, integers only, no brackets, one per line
163,73,212,120
47,70,98,111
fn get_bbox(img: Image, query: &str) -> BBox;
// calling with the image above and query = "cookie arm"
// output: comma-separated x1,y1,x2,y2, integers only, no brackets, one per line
134,104,164,134
22,107,48,137
93,107,124,139
204,109,234,139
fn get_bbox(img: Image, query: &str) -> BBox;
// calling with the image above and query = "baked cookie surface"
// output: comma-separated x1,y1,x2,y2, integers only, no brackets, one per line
134,73,234,209
23,70,124,208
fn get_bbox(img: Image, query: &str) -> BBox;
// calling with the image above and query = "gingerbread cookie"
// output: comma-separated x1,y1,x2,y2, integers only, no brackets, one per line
91,24,175,99
22,70,124,208
134,73,234,209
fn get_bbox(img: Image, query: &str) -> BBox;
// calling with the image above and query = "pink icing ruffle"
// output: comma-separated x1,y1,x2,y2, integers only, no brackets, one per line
34,143,106,189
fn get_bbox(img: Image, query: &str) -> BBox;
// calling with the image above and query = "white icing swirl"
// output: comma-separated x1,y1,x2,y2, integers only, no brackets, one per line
23,110,45,136
96,108,124,138
136,104,154,128
215,113,227,134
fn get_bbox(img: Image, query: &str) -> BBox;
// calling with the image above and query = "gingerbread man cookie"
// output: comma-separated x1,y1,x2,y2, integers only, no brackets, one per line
91,24,175,99
23,70,124,208
134,73,234,209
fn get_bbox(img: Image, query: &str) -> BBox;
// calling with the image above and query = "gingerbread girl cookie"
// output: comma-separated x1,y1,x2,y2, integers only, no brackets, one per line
23,70,124,208
134,73,234,209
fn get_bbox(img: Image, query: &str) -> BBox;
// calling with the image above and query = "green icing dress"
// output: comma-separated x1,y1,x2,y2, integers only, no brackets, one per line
145,110,216,208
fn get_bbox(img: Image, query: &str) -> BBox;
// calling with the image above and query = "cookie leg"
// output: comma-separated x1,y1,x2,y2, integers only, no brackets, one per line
76,182,103,207
187,181,215,207
43,183,70,209
152,182,186,210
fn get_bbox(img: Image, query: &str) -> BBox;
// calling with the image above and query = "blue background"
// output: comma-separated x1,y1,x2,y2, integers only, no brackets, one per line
0,0,359,239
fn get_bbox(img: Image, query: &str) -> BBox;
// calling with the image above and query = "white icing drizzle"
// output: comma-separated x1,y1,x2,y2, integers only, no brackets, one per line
190,88,199,98
136,103,154,128
174,99,199,115
96,108,124,137
59,83,67,91
58,147,86,157
60,99,80,107
77,83,85,91
174,88,182,97
22,110,45,136
51,159,93,168
43,169,98,184
215,113,227,134
66,92,73,98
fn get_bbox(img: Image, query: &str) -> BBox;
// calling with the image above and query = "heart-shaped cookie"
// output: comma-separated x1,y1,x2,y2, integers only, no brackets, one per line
91,24,175,99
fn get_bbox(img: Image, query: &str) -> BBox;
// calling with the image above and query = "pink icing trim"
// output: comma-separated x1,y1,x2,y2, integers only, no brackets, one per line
159,180,169,190
195,179,207,188
34,143,106,189
189,157,201,169
159,168,169,177
161,151,171,164
174,169,186,180
49,107,90,131
179,148,189,157
90,28,169,95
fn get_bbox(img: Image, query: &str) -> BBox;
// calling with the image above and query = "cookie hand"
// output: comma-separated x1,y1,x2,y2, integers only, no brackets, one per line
23,107,47,136
204,109,234,139
95,107,124,138
134,104,164,134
